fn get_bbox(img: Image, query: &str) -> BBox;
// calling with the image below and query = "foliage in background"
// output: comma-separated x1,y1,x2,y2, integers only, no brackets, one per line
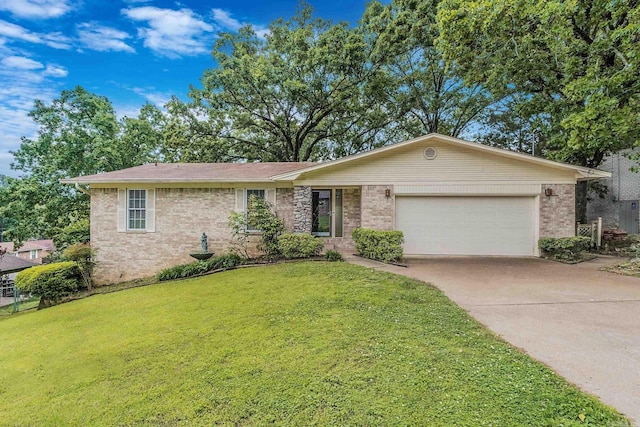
14,261,84,308
277,233,324,259
62,243,96,290
0,87,168,243
437,0,640,221
165,3,399,163
54,219,90,251
539,236,592,262
361,0,495,140
157,253,245,282
352,228,404,262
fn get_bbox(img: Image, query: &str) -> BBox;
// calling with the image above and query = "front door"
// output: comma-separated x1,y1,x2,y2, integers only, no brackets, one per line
312,190,331,236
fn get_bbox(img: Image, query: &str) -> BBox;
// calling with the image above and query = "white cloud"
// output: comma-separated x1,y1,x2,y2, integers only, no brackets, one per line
0,20,72,49
0,0,72,19
130,87,171,108
1,55,43,70
0,52,68,175
211,8,269,38
122,6,214,58
77,23,135,53
43,64,67,77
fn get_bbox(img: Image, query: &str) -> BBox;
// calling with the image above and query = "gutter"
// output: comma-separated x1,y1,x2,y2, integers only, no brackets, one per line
75,182,91,195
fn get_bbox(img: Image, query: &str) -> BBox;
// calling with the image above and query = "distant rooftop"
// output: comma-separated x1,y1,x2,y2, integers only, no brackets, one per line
17,240,55,253
0,255,37,274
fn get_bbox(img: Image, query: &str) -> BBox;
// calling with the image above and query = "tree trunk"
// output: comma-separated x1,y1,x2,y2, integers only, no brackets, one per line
575,181,588,224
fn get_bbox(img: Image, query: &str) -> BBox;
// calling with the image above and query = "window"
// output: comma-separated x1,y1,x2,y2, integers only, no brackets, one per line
127,189,147,230
30,249,38,259
246,189,266,232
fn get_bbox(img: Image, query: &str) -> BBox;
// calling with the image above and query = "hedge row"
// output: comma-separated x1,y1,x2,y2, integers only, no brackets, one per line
157,253,245,282
352,228,404,262
277,233,324,259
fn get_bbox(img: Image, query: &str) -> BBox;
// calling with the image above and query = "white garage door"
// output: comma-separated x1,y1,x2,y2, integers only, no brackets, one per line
396,196,536,256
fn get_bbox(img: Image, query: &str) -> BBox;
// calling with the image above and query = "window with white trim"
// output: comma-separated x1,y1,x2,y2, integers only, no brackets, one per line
30,249,38,259
246,189,266,232
127,189,147,230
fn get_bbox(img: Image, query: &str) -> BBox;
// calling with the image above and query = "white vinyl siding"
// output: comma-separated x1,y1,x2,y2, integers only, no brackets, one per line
396,196,536,256
296,142,577,186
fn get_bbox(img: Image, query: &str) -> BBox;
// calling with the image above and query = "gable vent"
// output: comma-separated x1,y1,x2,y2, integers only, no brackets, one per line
424,147,437,160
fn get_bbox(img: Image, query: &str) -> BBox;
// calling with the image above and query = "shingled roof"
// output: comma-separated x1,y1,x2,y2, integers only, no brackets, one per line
0,256,37,274
61,162,317,185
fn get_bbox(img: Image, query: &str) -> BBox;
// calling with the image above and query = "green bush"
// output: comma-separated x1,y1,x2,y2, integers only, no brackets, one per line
157,253,245,282
205,253,245,270
539,236,591,261
277,233,324,259
62,243,96,290
15,262,84,308
228,196,284,257
54,218,90,250
352,228,404,262
325,249,344,262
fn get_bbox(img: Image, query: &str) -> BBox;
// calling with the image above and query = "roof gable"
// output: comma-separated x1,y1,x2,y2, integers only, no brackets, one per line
271,134,610,182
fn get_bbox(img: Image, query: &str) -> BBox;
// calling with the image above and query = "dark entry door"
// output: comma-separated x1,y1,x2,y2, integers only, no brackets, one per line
312,190,331,236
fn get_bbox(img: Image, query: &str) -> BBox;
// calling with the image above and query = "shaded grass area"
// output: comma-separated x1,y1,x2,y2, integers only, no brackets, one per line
0,262,629,426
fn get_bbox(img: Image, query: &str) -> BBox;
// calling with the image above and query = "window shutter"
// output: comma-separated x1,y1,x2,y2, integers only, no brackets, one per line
235,189,245,212
266,189,276,207
146,189,156,232
117,189,126,232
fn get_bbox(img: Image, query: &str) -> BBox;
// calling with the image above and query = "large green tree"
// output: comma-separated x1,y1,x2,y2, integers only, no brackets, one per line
166,4,397,163
437,0,640,220
362,0,495,138
1,87,165,243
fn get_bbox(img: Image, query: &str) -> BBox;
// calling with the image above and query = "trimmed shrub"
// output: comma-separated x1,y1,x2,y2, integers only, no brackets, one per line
539,236,591,262
15,261,84,308
325,249,344,262
352,228,404,262
157,253,245,282
62,243,96,290
277,233,324,259
205,253,245,270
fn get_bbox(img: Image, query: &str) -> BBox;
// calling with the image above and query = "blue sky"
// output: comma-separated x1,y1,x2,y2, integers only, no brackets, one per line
0,0,371,176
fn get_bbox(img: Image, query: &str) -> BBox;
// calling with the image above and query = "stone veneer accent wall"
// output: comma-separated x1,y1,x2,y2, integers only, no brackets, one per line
91,187,237,285
293,186,312,232
360,185,395,231
539,184,576,238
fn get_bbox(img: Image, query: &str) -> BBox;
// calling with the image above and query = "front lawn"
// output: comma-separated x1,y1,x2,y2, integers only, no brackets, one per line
0,262,628,426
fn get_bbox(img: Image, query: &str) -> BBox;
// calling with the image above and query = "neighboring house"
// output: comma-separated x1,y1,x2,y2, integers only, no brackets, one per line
0,255,38,286
587,149,640,233
15,239,56,264
62,133,609,285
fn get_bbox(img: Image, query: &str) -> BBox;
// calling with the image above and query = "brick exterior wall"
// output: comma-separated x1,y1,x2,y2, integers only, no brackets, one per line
360,185,394,231
91,187,237,284
323,187,361,251
539,184,576,238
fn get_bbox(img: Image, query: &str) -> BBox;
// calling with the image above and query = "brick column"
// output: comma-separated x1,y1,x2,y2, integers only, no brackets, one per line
293,186,312,233
539,184,576,237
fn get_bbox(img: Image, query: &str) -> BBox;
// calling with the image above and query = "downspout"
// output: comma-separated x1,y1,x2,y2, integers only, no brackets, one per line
75,182,91,196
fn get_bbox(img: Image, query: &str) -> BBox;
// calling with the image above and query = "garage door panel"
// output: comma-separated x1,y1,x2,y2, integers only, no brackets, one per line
396,196,535,256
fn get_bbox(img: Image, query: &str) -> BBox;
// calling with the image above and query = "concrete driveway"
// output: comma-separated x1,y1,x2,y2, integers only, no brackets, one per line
348,255,640,425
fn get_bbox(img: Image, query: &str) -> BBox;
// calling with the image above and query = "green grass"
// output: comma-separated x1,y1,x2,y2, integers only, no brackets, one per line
0,262,629,426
